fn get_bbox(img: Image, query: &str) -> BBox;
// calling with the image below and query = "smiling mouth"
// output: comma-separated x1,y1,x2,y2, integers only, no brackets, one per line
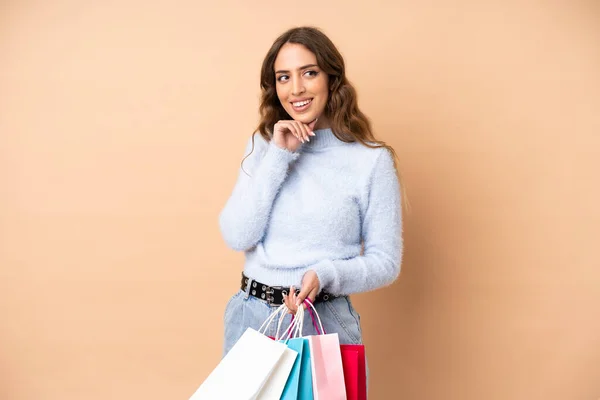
292,99,312,107
290,98,313,112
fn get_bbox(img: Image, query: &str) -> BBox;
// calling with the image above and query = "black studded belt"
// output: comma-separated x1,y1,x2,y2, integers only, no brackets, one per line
240,273,336,306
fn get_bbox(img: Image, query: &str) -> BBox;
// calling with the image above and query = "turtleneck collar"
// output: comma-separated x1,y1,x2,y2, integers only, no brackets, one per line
302,128,346,151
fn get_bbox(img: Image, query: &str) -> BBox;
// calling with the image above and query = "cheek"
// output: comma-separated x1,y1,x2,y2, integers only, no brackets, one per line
315,79,329,99
275,85,287,102
317,84,329,104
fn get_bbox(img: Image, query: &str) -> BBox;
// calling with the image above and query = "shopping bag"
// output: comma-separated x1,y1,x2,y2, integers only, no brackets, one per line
340,344,367,400
189,304,297,400
309,333,347,400
188,327,288,400
305,299,367,399
279,337,304,400
254,304,300,400
296,337,314,400
278,306,314,400
304,300,347,400
264,307,314,400
255,344,298,400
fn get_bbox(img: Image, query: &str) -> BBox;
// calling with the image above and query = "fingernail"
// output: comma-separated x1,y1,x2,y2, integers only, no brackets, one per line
306,137,310,142
310,131,315,136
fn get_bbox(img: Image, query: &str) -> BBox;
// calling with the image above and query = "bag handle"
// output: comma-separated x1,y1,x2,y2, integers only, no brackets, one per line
257,303,289,335
278,306,304,341
278,299,327,340
304,298,326,335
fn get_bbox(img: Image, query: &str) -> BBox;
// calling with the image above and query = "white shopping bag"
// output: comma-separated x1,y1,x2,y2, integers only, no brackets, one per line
189,327,288,400
254,303,305,399
189,304,298,400
255,345,298,399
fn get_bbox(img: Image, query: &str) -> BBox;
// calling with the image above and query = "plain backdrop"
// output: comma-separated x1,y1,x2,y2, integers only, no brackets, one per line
1,1,599,399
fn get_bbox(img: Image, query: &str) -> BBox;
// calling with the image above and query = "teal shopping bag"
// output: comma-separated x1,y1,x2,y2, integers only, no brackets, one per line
280,337,313,400
280,338,302,399
296,337,314,400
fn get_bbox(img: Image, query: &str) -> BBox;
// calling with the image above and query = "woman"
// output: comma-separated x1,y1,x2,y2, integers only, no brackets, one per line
219,26,403,356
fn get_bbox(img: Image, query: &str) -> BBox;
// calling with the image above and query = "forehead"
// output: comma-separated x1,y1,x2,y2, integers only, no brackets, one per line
274,43,318,71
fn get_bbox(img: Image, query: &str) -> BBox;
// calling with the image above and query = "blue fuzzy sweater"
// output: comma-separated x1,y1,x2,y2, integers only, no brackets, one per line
219,128,403,295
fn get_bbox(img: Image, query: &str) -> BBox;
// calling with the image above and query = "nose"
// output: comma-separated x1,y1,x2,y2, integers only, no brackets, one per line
291,77,305,96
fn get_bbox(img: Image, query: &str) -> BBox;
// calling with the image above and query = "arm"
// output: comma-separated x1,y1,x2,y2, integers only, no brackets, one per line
311,149,403,295
218,134,300,252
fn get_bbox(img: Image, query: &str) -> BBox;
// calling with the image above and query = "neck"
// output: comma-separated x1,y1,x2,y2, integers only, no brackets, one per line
312,115,330,131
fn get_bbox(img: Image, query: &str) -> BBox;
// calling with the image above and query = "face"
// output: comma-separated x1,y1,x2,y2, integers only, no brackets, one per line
274,43,329,128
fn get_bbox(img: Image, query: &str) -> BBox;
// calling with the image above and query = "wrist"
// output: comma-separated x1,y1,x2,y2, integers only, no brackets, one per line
309,262,336,294
266,140,301,164
270,139,300,154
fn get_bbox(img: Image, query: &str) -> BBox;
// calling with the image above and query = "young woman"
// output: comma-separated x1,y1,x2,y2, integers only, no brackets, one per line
219,26,403,356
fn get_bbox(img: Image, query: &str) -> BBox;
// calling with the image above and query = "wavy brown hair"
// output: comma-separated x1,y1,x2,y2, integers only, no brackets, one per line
244,26,409,210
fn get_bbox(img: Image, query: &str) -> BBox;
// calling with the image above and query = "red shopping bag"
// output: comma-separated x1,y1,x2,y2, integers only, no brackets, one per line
340,344,367,400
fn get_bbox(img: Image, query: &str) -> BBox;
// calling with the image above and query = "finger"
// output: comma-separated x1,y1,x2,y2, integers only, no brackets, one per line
299,121,311,142
308,287,318,303
296,284,313,308
274,121,287,137
287,286,298,314
280,121,298,142
286,297,296,315
294,121,309,143
289,287,301,310
279,121,300,143
290,121,305,143
300,289,318,310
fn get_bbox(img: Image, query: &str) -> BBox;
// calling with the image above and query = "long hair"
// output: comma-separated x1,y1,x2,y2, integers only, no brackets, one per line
244,26,409,211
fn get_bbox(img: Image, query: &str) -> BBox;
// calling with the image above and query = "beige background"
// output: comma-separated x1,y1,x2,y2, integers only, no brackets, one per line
1,1,599,399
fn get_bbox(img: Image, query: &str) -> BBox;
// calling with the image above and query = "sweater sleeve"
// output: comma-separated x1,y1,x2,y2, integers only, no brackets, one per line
218,134,300,252
311,149,403,295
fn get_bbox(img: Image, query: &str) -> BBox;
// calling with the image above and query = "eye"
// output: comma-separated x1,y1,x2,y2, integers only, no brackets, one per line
304,70,318,77
277,75,289,83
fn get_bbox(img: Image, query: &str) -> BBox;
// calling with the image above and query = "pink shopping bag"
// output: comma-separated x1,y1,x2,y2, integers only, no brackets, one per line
305,298,367,399
304,300,347,400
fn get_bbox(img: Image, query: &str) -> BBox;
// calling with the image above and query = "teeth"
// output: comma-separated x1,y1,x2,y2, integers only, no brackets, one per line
292,99,311,107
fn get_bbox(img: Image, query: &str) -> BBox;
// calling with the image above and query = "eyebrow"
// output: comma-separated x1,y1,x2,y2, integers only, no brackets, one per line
275,64,319,74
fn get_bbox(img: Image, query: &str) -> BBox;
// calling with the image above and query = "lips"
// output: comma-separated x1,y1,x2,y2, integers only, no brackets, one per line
292,99,311,107
290,98,313,112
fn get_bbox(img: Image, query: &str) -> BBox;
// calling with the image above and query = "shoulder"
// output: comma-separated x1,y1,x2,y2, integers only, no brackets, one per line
241,132,271,160
347,142,395,171
243,132,269,152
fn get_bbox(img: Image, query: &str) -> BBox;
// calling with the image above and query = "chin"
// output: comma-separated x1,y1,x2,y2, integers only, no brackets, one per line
298,115,317,124
292,112,319,124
